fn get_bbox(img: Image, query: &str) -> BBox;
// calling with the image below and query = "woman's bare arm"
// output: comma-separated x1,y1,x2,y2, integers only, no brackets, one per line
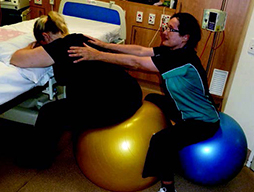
10,44,54,68
68,43,159,72
85,35,155,57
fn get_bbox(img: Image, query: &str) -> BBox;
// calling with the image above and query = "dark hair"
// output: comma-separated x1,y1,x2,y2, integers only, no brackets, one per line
171,12,201,49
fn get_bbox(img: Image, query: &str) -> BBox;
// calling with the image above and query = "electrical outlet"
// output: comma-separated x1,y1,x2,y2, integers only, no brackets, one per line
248,39,254,55
34,0,42,5
148,13,156,25
160,14,171,29
136,11,143,23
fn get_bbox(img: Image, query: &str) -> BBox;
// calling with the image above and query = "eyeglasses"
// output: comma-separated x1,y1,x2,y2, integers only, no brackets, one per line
162,25,180,33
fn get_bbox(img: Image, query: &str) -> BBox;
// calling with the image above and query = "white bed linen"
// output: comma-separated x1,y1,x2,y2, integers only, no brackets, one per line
0,32,53,105
0,62,40,104
0,16,121,105
64,15,121,42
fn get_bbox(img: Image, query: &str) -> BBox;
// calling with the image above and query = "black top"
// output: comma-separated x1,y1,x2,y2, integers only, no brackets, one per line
42,34,140,100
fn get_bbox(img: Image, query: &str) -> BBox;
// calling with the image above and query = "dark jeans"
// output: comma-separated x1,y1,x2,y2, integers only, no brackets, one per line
142,94,220,181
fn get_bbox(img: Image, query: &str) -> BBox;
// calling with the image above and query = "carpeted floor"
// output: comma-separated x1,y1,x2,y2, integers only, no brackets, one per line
1,119,254,192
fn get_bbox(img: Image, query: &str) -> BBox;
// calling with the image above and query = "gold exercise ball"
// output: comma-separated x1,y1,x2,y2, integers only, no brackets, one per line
76,101,167,192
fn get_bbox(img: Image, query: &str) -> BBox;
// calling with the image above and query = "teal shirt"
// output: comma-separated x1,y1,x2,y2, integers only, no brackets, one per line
152,46,219,123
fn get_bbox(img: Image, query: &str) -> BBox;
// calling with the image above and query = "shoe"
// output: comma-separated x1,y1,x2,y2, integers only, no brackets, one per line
157,187,177,192
15,147,54,170
158,187,167,192
15,152,53,170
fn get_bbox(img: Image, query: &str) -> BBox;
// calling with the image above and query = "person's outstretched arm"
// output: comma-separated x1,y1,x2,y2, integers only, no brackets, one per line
84,35,155,57
68,42,159,72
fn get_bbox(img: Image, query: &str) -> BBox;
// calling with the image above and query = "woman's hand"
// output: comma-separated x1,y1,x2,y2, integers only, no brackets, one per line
23,41,38,49
83,35,107,49
23,41,42,49
68,42,101,63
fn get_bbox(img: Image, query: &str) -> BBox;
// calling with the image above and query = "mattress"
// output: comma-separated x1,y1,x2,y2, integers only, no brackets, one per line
0,15,121,105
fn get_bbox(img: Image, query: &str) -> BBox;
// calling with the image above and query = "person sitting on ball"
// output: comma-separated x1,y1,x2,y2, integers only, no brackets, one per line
67,12,220,192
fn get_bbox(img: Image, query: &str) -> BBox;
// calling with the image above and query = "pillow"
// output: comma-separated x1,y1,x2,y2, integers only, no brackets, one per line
0,33,35,65
0,33,53,84
0,28,25,42
18,67,54,85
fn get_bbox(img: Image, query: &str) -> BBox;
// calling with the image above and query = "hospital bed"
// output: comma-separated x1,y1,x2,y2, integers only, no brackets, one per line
0,0,126,123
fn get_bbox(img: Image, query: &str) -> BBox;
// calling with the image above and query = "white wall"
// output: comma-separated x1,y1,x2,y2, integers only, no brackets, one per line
224,4,254,166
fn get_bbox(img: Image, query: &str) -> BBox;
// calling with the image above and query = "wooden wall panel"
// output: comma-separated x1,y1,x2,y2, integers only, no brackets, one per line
177,0,250,78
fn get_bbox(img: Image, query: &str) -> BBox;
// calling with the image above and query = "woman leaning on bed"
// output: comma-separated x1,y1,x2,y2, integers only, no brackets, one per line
10,11,142,169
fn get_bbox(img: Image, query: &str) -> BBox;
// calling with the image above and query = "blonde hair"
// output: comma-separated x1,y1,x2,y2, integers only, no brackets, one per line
33,11,69,43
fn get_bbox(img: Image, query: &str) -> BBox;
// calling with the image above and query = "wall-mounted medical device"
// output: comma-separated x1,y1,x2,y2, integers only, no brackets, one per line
0,0,29,10
202,9,227,32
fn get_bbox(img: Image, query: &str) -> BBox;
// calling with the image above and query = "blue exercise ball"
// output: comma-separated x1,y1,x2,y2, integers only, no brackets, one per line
178,112,247,185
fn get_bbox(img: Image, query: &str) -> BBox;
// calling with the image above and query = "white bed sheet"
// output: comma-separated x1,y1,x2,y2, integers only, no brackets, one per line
0,62,40,104
0,15,121,105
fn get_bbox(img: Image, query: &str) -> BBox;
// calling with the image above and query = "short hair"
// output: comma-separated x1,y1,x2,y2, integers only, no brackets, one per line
171,13,201,49
33,11,69,43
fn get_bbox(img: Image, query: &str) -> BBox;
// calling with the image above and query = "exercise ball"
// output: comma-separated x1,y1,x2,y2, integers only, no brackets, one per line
76,101,167,192
178,112,247,185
